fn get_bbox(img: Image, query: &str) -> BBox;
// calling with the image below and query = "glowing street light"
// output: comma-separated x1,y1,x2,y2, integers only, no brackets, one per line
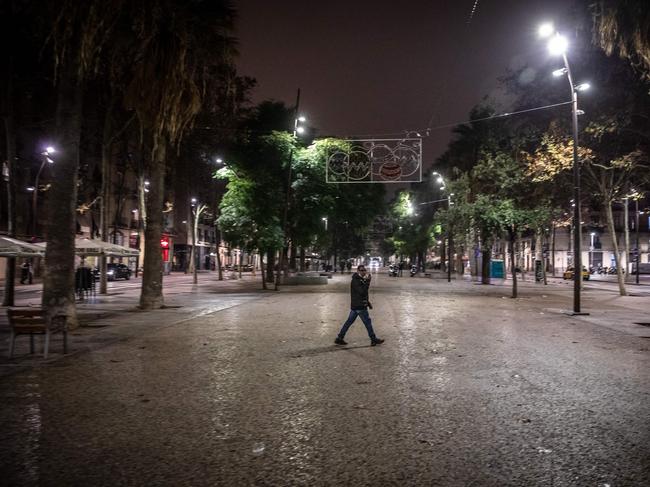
547,34,568,56
293,115,307,137
539,21,590,314
538,22,555,38
30,146,57,236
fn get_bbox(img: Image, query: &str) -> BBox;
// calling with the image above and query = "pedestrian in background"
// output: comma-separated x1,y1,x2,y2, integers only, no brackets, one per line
335,264,384,346
20,261,29,284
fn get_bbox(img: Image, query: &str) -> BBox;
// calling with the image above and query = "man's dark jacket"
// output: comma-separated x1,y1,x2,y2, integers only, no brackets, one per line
350,273,370,310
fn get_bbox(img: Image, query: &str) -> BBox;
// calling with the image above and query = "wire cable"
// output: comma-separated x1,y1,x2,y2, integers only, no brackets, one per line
330,100,572,140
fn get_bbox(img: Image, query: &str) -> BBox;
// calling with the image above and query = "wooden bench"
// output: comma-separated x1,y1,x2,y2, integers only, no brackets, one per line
7,308,68,359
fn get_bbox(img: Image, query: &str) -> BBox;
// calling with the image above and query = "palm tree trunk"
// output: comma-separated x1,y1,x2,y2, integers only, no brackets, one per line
42,64,82,328
139,139,166,309
605,200,627,296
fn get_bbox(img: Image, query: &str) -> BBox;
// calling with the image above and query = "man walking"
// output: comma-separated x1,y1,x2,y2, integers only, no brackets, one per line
335,264,384,346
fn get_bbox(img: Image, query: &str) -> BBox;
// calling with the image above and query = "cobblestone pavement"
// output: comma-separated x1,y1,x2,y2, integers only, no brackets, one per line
1,272,649,486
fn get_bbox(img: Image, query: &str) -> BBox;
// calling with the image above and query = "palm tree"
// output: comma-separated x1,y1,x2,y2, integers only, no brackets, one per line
120,0,238,309
591,0,650,84
43,1,125,327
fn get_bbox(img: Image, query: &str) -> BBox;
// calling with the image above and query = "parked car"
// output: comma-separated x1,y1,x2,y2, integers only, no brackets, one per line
563,266,589,280
106,263,131,281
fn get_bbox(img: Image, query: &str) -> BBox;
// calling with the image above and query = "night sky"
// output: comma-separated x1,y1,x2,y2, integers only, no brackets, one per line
236,0,573,166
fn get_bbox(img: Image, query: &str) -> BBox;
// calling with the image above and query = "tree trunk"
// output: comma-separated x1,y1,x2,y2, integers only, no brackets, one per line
605,200,627,296
266,249,275,283
299,247,305,271
139,140,166,309
260,251,267,289
2,62,17,306
192,208,198,284
290,242,297,272
535,230,543,282
510,229,517,298
517,234,526,281
551,223,556,277
542,231,548,286
481,248,491,284
624,198,631,281
214,226,223,280
42,64,82,328
98,100,114,295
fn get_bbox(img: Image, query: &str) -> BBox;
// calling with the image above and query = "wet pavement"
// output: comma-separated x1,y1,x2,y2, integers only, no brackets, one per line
1,272,649,486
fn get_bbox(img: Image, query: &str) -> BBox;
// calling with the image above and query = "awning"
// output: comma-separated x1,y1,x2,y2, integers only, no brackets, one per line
35,238,140,257
0,236,46,258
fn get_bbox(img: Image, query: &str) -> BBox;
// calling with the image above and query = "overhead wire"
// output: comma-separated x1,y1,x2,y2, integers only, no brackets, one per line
331,100,573,140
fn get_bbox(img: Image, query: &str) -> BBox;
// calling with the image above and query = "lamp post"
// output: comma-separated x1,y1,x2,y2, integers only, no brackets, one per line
276,89,306,290
27,146,55,237
432,172,453,282
322,216,328,231
539,23,590,315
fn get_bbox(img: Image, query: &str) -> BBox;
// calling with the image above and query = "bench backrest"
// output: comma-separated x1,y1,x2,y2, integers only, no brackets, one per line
7,308,47,324
7,309,66,331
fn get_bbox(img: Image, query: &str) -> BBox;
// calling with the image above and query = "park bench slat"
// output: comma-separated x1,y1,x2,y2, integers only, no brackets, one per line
7,308,68,359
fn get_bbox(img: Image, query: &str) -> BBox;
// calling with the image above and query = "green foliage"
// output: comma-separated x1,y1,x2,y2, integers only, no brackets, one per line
217,119,385,259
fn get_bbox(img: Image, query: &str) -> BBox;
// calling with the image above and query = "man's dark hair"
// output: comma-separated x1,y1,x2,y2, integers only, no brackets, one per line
357,265,366,271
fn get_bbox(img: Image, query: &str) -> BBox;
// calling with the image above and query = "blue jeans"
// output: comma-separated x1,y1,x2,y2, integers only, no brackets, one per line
337,308,377,341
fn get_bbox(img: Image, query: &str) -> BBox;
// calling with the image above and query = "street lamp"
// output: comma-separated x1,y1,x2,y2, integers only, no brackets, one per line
277,88,306,290
28,147,56,237
322,216,328,231
539,23,590,315
432,172,453,281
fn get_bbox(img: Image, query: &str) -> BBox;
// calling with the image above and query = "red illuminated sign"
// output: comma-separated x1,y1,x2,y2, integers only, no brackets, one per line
160,236,170,248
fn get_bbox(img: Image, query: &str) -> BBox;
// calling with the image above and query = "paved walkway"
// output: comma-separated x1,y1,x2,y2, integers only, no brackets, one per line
1,272,649,485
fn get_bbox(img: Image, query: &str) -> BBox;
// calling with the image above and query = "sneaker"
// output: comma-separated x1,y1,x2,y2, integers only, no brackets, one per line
334,338,347,345
371,338,385,346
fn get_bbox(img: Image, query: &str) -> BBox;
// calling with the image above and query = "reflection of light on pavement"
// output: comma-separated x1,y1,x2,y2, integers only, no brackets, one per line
398,292,417,373
278,402,320,478
19,380,42,485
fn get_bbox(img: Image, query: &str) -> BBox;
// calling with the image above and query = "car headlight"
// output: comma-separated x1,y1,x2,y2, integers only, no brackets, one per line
107,270,114,275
